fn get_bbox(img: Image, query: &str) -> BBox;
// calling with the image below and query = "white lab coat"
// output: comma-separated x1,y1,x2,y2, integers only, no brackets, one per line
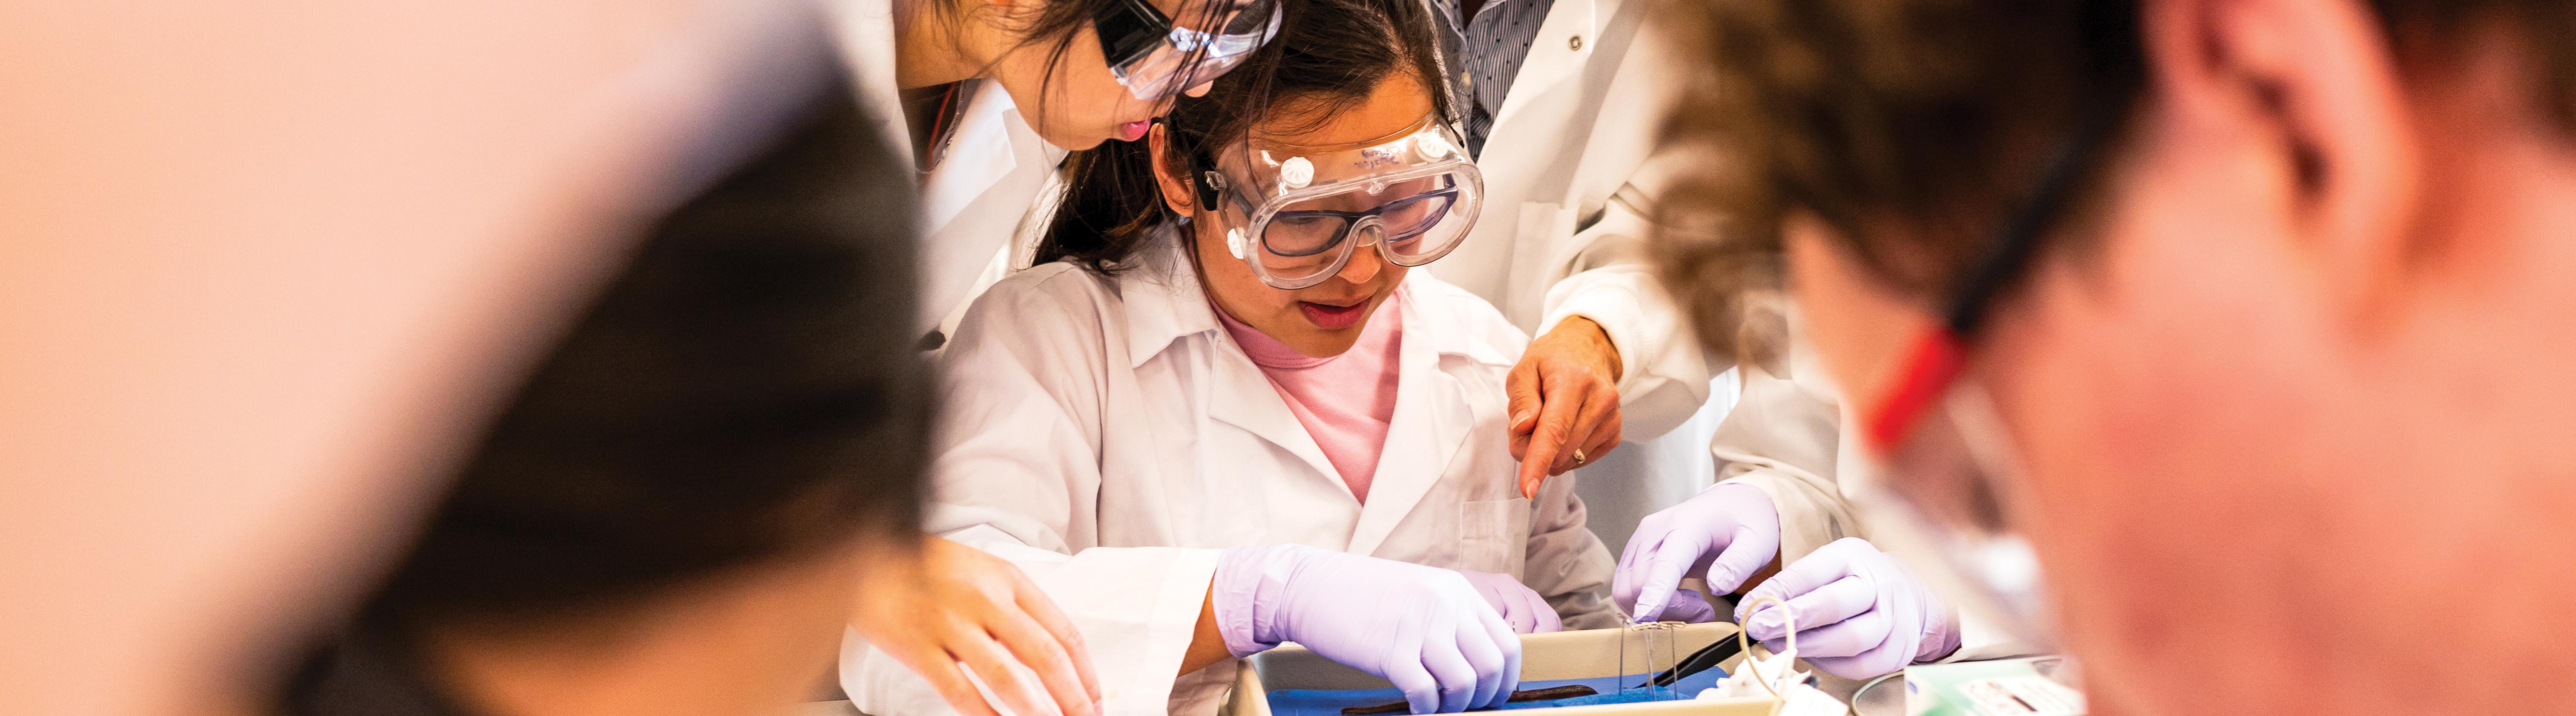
841,235,1620,716
1707,341,1861,570
1427,0,1868,572
831,0,1799,555
1426,0,1706,434
1412,0,1754,558
831,0,1065,335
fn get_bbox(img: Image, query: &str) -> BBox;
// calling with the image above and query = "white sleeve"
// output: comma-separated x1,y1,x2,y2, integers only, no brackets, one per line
1940,607,2047,663
1709,364,1858,566
1524,20,1721,441
842,273,1219,716
1534,186,1718,441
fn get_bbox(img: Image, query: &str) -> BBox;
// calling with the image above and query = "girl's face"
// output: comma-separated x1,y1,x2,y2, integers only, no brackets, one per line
1152,76,1437,358
986,0,1238,149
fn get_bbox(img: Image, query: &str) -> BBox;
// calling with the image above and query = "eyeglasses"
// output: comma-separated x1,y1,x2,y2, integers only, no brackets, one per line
1091,0,1282,101
1844,97,2132,653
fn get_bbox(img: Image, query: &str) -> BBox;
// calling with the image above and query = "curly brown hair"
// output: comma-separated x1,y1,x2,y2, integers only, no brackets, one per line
1650,0,2576,365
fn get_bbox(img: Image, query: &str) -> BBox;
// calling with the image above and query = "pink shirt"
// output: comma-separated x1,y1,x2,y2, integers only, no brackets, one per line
1214,292,1404,503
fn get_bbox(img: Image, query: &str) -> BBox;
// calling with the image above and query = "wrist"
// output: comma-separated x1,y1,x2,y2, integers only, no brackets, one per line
1702,481,1777,515
1916,624,1964,663
1914,598,1964,663
1213,544,1316,657
1552,316,1623,382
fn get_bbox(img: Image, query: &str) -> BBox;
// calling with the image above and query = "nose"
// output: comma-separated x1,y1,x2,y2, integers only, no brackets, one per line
1336,224,1386,284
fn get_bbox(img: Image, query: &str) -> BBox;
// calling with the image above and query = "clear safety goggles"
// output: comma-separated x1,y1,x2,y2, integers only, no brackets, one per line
1849,377,2056,652
1093,0,1282,101
1188,115,1484,289
1846,99,2132,655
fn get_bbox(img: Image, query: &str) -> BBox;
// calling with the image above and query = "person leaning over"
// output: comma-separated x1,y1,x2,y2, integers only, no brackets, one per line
1655,0,2576,712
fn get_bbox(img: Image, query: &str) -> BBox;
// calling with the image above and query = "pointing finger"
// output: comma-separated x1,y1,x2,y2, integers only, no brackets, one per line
1504,360,1543,459
1516,382,1585,498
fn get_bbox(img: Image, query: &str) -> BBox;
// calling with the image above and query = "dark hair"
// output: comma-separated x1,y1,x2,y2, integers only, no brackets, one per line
910,0,1231,138
351,85,928,636
1651,0,2576,364
1031,0,1452,272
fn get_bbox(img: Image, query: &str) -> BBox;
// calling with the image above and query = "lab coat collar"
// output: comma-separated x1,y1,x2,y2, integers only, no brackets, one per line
1111,231,1482,534
919,82,1065,240
1114,234,1347,492
1115,229,1225,369
829,0,1067,240
1488,0,1610,132
1343,285,1478,556
831,0,914,176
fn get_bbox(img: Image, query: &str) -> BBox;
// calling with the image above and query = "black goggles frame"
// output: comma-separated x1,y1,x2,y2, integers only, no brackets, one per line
1864,0,2142,450
1091,0,1190,69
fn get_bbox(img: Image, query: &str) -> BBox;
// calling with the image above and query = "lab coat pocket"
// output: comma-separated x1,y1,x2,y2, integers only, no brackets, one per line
1458,497,1532,577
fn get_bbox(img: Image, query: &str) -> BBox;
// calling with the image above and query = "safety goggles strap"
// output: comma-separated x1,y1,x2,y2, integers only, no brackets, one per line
1174,127,1228,212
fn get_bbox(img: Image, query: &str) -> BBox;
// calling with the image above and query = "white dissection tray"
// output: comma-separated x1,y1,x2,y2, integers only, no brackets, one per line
1222,624,1779,716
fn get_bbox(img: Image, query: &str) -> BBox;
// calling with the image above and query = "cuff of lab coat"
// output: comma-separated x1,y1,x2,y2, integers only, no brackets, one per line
1126,549,1224,714
1538,281,1651,394
1021,546,1222,716
1939,606,2045,663
1539,276,1712,439
1715,471,1846,567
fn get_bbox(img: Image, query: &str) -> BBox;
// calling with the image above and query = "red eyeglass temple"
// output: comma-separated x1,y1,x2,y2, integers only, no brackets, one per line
1864,327,1969,455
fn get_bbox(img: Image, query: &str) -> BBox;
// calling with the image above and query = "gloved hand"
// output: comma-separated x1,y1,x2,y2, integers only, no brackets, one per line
1215,545,1521,714
1457,570,1562,634
1737,537,1961,679
1614,482,1781,622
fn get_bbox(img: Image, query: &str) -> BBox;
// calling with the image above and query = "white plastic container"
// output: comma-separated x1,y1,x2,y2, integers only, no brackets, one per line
1221,624,1779,716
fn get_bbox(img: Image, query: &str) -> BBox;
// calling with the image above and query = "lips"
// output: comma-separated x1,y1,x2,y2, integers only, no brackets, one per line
1297,300,1369,330
1117,120,1151,142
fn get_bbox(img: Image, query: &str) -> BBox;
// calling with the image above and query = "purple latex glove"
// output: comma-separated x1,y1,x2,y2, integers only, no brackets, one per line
1737,537,1962,679
1214,545,1521,714
1457,570,1562,634
1614,482,1781,622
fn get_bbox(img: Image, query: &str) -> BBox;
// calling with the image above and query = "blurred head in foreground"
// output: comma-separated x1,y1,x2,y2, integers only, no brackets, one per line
276,83,928,716
2,4,869,716
1653,0,2576,713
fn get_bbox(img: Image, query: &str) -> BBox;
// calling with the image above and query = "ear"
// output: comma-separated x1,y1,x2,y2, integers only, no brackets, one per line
2142,0,2421,292
1145,124,1200,218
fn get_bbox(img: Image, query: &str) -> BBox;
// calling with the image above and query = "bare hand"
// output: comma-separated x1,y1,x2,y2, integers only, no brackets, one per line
1505,317,1624,498
850,536,1101,716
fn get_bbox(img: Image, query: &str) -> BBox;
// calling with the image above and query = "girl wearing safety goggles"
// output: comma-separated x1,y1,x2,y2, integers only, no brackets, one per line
1175,114,1482,291
859,0,1279,151
846,0,1281,711
851,0,1624,714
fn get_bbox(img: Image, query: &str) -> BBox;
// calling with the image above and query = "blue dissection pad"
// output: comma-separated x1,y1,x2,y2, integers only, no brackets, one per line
1265,669,1730,716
